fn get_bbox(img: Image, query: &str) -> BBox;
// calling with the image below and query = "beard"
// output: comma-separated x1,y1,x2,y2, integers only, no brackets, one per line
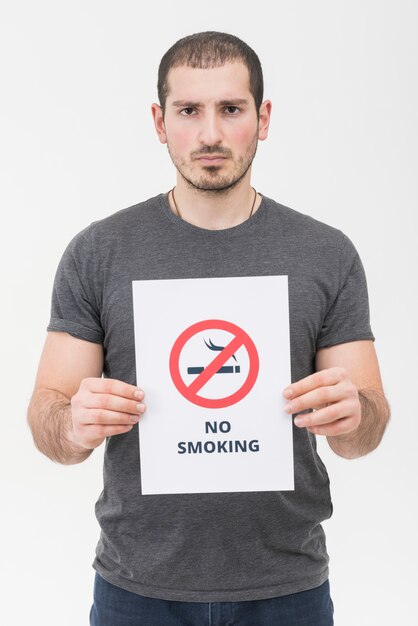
166,130,259,195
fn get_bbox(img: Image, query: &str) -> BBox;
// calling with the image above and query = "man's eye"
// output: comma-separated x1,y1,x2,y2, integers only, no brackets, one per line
225,106,240,114
180,107,195,116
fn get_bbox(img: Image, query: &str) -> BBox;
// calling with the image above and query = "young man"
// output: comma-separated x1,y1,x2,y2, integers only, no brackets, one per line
28,32,389,625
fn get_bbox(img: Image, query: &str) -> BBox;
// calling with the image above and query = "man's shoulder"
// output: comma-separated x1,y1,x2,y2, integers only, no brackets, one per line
263,195,347,246
86,193,164,237
58,193,165,260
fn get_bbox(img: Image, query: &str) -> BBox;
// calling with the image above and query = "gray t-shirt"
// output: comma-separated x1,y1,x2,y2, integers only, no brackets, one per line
47,192,374,602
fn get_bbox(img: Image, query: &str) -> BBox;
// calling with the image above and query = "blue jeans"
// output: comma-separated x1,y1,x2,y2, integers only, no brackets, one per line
90,573,334,625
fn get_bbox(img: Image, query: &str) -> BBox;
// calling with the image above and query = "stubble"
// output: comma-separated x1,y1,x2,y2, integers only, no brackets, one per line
167,130,259,196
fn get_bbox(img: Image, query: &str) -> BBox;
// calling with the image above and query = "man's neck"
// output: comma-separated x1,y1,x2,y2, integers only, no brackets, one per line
168,179,262,230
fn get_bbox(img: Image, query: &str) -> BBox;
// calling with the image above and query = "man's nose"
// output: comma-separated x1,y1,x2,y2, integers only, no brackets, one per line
197,112,223,146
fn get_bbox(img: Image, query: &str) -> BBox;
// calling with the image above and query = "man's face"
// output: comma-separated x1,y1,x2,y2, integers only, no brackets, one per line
153,62,269,192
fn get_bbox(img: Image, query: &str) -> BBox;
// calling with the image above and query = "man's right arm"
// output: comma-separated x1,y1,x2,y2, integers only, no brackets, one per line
27,332,146,465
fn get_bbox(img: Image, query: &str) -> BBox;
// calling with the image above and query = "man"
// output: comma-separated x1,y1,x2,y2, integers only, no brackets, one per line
28,31,390,625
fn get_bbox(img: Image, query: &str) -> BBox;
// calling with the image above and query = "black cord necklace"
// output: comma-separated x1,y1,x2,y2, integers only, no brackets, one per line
170,186,258,221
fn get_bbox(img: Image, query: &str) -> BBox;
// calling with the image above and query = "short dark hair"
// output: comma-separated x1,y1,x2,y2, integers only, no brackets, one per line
157,31,264,116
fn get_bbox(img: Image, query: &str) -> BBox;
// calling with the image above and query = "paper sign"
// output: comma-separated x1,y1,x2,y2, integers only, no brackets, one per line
132,275,294,495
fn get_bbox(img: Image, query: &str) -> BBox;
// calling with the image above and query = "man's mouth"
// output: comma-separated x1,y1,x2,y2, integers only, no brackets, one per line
197,156,227,164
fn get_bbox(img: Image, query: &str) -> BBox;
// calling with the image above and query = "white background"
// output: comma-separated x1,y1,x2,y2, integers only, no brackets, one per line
1,1,417,624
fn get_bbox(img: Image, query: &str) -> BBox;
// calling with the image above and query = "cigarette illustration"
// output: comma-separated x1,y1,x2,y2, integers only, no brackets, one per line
187,338,241,375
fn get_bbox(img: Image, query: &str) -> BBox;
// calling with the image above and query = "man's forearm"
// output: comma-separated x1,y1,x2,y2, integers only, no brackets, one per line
327,388,390,460
27,388,93,465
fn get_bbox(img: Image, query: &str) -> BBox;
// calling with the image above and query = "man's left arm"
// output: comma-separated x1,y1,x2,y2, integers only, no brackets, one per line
283,340,390,459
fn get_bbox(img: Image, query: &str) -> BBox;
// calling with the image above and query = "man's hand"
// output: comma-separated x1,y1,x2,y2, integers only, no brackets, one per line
282,341,390,459
283,366,361,437
28,332,150,464
70,378,147,450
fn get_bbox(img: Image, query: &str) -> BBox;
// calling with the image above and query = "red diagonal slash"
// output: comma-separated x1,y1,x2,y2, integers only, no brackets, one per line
187,333,245,395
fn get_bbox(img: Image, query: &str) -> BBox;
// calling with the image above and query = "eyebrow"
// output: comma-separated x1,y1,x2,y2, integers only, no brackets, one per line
171,98,249,108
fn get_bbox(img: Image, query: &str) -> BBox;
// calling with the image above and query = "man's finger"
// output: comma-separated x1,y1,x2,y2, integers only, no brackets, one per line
307,416,358,437
83,407,146,425
83,393,144,415
85,423,136,438
283,367,346,400
82,377,144,399
284,385,341,415
293,401,353,428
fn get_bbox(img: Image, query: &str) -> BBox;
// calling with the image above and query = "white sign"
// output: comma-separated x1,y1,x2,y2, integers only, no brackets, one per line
132,275,294,495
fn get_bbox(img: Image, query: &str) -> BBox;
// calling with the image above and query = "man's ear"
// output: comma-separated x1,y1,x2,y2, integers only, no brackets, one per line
151,103,167,144
258,100,272,141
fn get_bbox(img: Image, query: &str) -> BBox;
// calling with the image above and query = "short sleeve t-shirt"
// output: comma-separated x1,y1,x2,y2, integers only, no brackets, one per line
47,192,374,602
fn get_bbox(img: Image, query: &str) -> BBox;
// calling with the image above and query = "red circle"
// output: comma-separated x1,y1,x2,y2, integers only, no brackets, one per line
169,319,259,408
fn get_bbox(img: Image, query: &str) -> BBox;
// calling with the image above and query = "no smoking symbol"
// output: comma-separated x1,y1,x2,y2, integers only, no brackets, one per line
169,319,259,409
